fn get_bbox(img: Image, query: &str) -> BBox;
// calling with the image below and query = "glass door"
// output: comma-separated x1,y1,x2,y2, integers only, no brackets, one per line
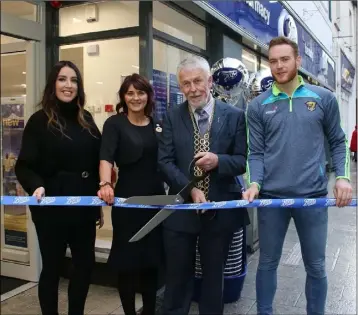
1,35,41,283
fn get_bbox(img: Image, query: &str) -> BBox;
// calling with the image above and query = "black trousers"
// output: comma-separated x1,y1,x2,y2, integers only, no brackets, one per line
117,268,158,315
33,218,96,315
162,227,233,315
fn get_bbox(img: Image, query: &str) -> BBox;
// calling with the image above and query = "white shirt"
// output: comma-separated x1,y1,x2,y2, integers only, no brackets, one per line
189,95,215,128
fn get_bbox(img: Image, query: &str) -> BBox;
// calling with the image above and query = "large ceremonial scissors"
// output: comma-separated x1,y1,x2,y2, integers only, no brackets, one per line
125,158,209,242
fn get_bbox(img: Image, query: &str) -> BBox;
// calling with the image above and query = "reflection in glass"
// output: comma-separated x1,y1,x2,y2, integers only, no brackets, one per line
153,40,195,119
59,1,139,36
153,2,206,49
242,49,258,73
60,38,140,247
0,1,37,21
260,58,271,71
1,36,30,262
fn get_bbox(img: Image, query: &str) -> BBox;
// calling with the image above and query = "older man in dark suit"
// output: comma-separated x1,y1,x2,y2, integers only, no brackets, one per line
158,56,249,315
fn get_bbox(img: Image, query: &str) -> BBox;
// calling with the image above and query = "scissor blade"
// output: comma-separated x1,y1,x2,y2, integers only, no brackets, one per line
129,208,175,242
125,195,182,206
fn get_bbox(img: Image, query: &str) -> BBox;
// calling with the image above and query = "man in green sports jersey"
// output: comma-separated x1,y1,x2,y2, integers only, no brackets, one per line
243,36,353,315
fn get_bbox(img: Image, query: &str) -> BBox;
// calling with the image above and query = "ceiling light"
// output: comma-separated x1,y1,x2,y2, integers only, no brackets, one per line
22,71,26,74
96,81,103,84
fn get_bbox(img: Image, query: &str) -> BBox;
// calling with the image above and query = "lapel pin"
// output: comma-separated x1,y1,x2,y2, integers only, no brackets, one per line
155,124,162,133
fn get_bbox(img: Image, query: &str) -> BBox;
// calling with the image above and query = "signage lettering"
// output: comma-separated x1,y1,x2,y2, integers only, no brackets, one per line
3,118,24,128
304,44,314,60
245,0,270,25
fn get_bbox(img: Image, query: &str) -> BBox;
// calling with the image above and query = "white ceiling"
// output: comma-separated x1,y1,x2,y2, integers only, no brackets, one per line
1,44,26,97
1,44,84,98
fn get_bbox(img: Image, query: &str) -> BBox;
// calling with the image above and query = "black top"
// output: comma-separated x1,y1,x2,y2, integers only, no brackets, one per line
15,100,101,221
101,115,163,197
100,114,165,270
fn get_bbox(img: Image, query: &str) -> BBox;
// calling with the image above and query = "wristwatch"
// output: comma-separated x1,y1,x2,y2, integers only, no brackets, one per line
99,181,113,189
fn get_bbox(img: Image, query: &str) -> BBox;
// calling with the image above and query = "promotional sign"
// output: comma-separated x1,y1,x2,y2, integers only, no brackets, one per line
152,69,168,121
1,98,28,249
169,74,184,108
340,50,356,93
208,0,336,90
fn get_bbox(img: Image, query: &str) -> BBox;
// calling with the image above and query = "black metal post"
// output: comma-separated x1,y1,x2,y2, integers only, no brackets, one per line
139,1,153,81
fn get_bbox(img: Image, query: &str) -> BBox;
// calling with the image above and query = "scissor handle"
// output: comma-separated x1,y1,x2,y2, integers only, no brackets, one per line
175,158,211,202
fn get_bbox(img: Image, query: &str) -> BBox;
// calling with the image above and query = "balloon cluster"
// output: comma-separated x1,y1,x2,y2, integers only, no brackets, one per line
211,57,249,106
211,57,274,107
244,69,274,103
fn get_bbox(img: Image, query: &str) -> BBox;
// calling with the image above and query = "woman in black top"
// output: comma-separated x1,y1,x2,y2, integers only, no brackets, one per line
15,60,103,315
98,74,165,315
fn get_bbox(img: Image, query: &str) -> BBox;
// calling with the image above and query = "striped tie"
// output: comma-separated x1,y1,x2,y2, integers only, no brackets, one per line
195,108,209,135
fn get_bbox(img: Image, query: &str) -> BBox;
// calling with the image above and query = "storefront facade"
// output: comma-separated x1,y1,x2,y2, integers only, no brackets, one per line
1,0,46,282
1,1,351,267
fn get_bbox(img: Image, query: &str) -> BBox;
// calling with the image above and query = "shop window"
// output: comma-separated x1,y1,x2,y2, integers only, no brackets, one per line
1,37,29,258
60,38,138,248
60,37,139,131
153,40,199,121
59,1,139,37
153,2,206,50
0,1,37,22
242,49,258,73
60,37,139,246
260,58,270,71
242,37,258,51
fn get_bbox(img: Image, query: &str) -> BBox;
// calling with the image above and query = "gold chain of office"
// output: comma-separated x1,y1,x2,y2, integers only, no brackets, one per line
188,104,215,199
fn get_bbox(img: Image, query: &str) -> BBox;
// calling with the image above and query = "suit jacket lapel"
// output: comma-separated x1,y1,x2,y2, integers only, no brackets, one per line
179,101,194,139
210,100,228,146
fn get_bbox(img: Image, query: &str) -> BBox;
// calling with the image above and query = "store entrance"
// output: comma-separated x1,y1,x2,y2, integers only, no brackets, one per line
1,35,42,297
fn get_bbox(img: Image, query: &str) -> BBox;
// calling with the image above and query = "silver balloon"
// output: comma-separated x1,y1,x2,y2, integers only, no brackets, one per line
245,69,274,103
211,57,249,103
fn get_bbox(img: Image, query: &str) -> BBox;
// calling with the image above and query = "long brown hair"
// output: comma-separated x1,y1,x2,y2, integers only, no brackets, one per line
116,73,155,116
40,60,95,138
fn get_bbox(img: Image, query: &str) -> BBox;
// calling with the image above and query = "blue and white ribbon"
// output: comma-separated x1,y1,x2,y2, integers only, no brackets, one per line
1,196,356,209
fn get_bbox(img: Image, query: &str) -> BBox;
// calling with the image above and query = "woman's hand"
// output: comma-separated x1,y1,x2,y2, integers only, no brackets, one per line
33,187,45,201
97,184,114,205
96,208,104,229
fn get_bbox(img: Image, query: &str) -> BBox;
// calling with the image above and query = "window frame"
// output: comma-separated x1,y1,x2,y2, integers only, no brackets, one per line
46,0,210,252
46,1,209,81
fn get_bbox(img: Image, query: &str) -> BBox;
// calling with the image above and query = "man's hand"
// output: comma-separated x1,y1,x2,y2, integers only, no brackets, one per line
334,179,353,207
194,152,218,172
242,183,259,202
191,187,207,214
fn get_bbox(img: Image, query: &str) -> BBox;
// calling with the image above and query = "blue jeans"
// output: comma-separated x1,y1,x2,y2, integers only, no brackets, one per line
256,207,328,315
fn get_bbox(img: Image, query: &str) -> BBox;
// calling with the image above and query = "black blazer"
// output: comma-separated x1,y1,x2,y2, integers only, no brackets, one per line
158,100,249,234
100,113,163,167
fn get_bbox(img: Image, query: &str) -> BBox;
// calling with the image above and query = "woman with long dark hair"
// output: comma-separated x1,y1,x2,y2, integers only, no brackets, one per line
98,73,165,315
15,60,103,315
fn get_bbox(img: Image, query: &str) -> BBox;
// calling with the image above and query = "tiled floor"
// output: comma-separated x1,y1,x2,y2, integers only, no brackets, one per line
1,162,356,315
0,279,146,314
